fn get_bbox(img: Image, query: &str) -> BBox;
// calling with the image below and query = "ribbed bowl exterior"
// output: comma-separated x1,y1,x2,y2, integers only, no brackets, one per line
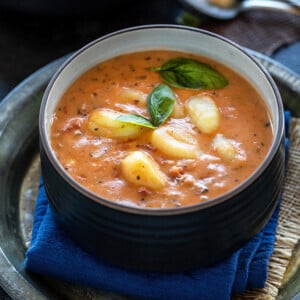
40,134,285,272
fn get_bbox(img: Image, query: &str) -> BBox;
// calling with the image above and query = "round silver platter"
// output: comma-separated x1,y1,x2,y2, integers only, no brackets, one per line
0,50,299,300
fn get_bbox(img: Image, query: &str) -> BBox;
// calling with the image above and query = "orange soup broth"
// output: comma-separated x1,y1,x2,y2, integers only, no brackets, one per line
50,50,273,208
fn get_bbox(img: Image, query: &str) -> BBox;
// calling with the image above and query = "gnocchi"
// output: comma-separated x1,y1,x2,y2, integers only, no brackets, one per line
213,134,239,162
118,88,147,106
171,99,185,119
186,95,220,134
151,125,201,159
87,108,145,140
121,151,167,190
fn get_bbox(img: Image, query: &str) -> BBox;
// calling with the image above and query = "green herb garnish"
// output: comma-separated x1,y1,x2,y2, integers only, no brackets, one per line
116,114,156,129
147,83,175,126
149,57,228,90
116,83,175,129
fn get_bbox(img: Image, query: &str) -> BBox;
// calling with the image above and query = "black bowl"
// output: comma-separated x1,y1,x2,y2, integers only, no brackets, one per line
39,25,285,272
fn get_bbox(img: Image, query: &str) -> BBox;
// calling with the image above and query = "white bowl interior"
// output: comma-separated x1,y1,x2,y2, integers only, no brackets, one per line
43,26,280,159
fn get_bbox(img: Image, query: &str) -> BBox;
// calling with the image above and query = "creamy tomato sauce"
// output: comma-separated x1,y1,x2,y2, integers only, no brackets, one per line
50,50,273,208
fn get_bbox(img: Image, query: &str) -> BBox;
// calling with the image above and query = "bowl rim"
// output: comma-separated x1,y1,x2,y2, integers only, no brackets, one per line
39,24,284,216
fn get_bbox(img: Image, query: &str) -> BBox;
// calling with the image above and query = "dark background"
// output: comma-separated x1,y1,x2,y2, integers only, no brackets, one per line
0,0,176,101
1,0,300,102
0,0,299,298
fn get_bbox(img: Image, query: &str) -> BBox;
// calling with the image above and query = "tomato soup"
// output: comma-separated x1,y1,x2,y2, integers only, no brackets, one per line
50,50,273,208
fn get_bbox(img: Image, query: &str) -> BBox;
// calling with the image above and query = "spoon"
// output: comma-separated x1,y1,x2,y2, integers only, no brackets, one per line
180,0,300,19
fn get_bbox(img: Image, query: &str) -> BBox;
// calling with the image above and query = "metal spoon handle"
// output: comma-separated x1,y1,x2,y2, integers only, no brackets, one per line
241,0,300,16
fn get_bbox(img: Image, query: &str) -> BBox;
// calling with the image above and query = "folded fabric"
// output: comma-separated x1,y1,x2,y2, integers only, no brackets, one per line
25,112,290,300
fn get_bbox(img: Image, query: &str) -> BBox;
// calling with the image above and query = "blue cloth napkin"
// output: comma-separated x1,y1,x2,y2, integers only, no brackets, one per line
25,111,290,300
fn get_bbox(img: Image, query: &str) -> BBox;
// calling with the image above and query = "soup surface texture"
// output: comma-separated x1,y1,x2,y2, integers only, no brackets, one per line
50,50,273,208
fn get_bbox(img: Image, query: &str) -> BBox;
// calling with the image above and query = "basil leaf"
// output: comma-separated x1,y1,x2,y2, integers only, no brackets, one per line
147,83,175,127
150,57,228,90
115,84,175,129
116,114,156,129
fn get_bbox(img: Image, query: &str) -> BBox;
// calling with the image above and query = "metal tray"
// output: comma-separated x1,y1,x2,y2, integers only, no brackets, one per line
0,51,299,300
